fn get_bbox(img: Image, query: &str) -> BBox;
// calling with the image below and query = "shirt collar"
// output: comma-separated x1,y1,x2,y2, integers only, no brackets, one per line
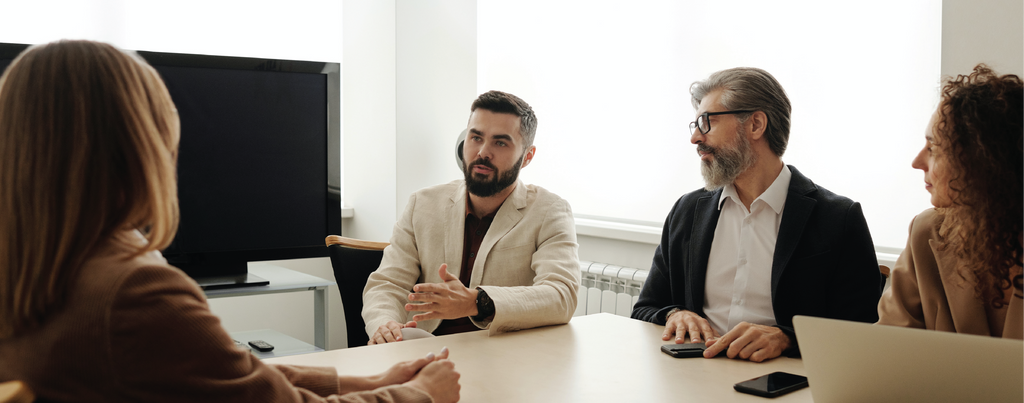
465,198,498,220
717,164,792,215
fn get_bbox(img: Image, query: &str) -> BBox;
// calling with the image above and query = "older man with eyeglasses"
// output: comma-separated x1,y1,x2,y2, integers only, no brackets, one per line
631,67,883,362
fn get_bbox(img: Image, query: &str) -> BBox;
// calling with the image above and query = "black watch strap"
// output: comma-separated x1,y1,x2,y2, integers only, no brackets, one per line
473,287,495,321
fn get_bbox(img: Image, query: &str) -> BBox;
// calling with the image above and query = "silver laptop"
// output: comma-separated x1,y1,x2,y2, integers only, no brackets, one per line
794,315,1023,403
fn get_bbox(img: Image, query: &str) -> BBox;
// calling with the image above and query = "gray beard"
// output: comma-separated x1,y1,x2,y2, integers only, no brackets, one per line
700,129,757,191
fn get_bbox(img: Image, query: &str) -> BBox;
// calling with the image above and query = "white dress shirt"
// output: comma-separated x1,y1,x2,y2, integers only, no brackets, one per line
703,165,792,335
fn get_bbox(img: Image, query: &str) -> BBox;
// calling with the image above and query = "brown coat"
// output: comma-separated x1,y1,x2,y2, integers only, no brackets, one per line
877,209,1023,339
0,232,430,402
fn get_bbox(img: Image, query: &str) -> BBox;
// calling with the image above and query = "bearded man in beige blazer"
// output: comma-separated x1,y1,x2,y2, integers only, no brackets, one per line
362,91,580,345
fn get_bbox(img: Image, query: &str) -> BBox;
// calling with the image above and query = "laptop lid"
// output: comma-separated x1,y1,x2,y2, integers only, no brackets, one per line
794,315,1023,403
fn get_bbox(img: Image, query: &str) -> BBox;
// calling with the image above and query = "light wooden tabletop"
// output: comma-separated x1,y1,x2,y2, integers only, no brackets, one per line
266,313,812,402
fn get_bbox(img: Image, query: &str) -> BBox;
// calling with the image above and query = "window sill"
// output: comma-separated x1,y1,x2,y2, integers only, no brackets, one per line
575,215,901,268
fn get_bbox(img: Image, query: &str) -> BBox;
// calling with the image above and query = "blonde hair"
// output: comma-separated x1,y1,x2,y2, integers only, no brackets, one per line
0,40,180,338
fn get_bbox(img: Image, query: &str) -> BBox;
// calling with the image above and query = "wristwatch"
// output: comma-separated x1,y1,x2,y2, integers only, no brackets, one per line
473,287,495,321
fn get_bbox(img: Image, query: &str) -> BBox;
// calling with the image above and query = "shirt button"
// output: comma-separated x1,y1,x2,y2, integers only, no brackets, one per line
476,230,482,235
469,252,475,258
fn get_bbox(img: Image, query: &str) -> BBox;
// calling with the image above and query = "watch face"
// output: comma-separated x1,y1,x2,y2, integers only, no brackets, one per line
475,288,495,318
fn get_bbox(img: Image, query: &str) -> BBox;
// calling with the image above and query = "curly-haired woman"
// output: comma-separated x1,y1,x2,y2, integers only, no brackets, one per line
877,64,1023,338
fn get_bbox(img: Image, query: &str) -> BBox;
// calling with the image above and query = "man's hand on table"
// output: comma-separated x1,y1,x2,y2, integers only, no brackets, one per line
703,322,791,362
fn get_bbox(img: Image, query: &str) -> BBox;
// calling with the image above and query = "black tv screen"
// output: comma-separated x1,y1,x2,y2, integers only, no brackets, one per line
0,43,342,278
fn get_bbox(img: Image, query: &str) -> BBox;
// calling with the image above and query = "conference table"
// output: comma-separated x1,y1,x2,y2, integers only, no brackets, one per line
266,313,811,402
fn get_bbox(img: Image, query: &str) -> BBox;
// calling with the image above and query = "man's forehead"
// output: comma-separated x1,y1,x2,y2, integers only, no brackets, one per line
468,109,522,140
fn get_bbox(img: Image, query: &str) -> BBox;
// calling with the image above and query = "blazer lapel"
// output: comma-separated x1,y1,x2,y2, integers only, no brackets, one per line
771,166,816,301
470,180,527,287
689,191,722,313
444,182,468,279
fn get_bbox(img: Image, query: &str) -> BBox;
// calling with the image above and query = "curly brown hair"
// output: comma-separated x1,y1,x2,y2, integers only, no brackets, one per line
933,64,1023,309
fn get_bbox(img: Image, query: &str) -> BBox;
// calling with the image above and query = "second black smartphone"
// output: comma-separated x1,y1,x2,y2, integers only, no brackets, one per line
661,343,710,358
733,371,809,398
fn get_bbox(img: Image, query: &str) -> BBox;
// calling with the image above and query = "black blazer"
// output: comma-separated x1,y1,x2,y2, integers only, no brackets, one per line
631,165,882,355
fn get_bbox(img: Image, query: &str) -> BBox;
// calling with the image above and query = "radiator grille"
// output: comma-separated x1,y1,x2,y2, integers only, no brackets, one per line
573,261,648,317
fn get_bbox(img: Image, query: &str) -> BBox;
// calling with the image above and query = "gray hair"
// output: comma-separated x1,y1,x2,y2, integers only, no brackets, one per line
690,67,792,157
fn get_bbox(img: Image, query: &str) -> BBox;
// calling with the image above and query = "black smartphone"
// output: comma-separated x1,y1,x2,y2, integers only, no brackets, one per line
661,343,710,358
733,371,809,398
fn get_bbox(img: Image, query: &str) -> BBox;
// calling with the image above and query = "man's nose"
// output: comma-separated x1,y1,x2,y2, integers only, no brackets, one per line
476,143,494,160
690,130,704,145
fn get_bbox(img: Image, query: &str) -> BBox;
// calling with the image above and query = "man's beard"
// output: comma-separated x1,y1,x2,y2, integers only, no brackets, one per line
465,153,524,197
699,128,757,190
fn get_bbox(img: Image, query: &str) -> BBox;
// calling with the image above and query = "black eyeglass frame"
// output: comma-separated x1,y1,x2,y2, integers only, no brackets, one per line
688,110,756,135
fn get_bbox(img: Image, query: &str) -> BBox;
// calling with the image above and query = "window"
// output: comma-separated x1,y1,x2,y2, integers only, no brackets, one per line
479,0,941,250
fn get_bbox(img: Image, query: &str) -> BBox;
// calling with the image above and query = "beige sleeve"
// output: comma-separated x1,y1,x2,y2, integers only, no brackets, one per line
876,210,934,329
362,192,425,336
480,197,581,334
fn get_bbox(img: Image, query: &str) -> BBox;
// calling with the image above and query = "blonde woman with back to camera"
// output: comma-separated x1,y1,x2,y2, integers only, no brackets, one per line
0,40,460,402
877,64,1023,338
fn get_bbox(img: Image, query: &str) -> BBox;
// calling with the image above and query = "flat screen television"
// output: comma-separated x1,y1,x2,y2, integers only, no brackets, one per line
0,43,342,288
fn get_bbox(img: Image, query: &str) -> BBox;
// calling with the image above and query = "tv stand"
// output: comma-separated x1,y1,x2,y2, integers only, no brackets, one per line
203,264,335,351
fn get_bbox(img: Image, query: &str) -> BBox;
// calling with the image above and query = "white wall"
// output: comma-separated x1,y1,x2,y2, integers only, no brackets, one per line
395,0,477,216
341,0,398,243
941,0,1024,78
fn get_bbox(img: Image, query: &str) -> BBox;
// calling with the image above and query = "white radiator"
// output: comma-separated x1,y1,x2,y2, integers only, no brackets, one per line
573,261,648,318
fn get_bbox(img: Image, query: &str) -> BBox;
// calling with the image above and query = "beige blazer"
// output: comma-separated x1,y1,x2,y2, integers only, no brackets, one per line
0,231,429,403
877,208,1023,339
362,180,580,336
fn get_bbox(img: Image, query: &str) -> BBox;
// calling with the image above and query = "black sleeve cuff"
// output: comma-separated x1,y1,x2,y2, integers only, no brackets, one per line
774,325,801,358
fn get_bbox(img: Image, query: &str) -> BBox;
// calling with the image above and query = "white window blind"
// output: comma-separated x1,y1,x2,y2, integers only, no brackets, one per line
479,0,941,250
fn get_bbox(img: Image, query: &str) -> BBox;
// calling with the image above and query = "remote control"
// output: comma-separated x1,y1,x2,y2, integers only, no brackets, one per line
248,340,275,352
232,339,250,351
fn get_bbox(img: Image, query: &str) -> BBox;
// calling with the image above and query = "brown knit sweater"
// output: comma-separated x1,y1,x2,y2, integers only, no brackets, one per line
0,231,431,402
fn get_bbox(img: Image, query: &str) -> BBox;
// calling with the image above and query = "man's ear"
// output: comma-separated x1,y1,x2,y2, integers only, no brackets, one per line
520,146,536,169
456,128,468,173
748,111,769,141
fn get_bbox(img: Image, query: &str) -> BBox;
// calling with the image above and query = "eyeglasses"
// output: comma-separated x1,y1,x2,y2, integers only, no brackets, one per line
688,110,755,135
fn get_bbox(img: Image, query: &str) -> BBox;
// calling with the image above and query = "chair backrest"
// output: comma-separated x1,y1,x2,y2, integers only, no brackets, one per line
325,235,389,348
0,381,35,403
